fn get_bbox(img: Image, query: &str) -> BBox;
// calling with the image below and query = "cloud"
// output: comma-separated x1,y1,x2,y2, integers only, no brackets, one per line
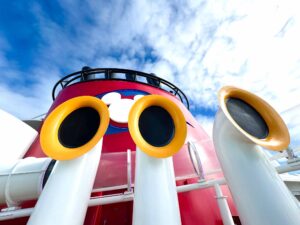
282,105,300,150
0,65,60,119
1,0,300,132
195,114,214,138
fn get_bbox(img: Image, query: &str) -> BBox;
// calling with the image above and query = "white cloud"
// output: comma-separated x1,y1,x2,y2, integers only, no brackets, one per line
282,105,300,149
1,0,300,133
195,114,214,138
125,0,300,113
0,66,60,119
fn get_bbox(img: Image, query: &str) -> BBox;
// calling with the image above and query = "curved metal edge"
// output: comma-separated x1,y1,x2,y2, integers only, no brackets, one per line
52,68,190,109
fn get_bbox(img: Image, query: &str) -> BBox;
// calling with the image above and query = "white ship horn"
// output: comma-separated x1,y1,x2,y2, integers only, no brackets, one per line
28,96,109,225
128,95,187,225
213,86,300,225
40,96,110,161
0,109,38,162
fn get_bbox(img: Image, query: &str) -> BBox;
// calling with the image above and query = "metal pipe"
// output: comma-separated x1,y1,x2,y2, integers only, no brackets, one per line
213,110,300,225
0,208,33,221
213,183,235,225
132,148,181,225
0,178,226,221
0,192,134,221
276,160,300,174
27,140,103,225
89,193,134,207
269,147,300,161
0,158,51,206
176,178,226,193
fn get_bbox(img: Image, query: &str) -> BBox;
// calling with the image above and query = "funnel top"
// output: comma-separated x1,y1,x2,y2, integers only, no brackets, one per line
52,68,189,109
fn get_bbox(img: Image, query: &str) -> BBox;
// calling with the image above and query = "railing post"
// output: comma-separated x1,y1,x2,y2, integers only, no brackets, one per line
126,149,132,193
214,183,235,225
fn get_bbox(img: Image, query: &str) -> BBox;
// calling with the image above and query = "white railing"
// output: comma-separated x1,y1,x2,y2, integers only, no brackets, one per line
0,178,230,222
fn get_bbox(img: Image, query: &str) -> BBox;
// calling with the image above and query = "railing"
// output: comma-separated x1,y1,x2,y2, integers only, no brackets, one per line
269,146,300,173
52,68,190,109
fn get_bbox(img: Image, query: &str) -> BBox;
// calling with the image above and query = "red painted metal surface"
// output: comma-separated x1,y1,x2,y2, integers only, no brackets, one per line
0,80,239,225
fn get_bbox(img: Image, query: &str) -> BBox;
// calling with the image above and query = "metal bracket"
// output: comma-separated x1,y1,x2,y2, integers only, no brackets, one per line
188,141,205,181
1,206,21,212
286,146,298,163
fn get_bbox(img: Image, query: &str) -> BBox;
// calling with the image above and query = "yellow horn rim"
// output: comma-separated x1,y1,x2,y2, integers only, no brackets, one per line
128,95,187,158
40,96,109,160
219,86,290,151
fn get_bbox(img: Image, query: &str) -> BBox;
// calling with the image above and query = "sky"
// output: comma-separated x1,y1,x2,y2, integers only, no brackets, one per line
1,0,300,149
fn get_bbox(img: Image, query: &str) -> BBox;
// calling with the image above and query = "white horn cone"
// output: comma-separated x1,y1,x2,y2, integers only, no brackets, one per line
27,140,103,225
132,148,181,225
213,110,300,225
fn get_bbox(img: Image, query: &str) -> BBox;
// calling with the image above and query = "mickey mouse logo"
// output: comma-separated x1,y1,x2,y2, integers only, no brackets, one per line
98,90,148,128
101,92,144,124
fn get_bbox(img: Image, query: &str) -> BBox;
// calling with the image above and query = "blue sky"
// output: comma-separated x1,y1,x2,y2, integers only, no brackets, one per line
1,0,300,149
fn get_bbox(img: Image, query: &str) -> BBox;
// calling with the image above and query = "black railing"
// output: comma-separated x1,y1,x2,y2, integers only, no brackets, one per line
52,68,190,109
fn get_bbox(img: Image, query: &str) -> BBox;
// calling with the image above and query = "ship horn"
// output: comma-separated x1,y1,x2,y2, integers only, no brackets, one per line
40,96,109,160
213,86,300,225
128,95,186,158
128,95,186,225
28,96,109,225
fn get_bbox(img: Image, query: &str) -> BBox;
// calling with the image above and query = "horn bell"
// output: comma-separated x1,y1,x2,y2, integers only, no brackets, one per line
40,96,109,160
218,86,289,151
128,95,187,158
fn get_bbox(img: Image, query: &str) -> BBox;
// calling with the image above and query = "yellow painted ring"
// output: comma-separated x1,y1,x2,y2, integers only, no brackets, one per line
128,95,187,158
219,86,290,151
40,96,109,160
